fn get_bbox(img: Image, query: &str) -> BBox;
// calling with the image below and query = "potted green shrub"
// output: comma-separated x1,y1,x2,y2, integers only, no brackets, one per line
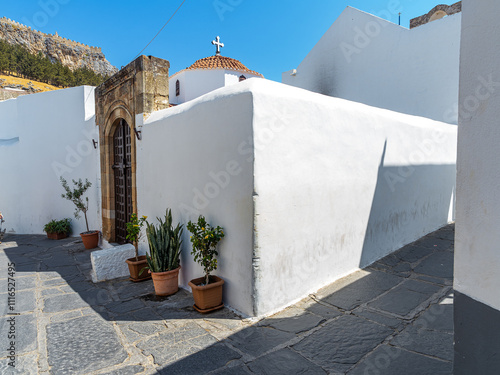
125,213,151,282
187,215,225,313
43,218,71,240
60,177,99,249
144,209,183,296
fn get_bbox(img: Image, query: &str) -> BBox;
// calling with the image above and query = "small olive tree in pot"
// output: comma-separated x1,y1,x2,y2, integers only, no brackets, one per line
125,214,151,282
60,177,99,249
187,215,225,313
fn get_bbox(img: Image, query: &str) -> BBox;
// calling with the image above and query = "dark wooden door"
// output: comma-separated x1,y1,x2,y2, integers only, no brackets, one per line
113,119,133,244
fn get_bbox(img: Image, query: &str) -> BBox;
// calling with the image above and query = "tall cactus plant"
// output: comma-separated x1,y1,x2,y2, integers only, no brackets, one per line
144,209,183,273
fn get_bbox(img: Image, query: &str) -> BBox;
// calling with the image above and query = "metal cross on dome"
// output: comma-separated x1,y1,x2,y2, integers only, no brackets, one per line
212,36,224,56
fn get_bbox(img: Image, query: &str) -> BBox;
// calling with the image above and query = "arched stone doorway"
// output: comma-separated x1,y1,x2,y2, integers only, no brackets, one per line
99,104,137,243
94,55,170,243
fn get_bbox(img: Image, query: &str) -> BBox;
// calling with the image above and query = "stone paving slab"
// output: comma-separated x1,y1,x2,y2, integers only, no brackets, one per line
157,343,242,375
347,345,452,375
0,314,37,355
316,270,403,310
247,348,327,375
391,325,454,361
0,224,455,374
228,326,296,358
293,315,393,373
414,251,454,279
46,315,128,374
366,279,442,318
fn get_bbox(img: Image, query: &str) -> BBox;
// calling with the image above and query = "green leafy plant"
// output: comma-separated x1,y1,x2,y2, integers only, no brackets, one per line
187,216,225,285
60,177,92,233
144,209,183,274
43,218,71,235
126,213,147,261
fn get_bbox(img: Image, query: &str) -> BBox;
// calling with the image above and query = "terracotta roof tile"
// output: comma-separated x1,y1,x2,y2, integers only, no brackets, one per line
171,55,263,78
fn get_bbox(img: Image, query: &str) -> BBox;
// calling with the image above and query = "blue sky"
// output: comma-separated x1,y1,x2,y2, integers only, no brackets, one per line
2,0,448,81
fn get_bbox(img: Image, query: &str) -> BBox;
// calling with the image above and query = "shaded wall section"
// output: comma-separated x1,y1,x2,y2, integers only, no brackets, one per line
252,80,456,316
0,86,101,235
455,0,500,371
136,85,255,316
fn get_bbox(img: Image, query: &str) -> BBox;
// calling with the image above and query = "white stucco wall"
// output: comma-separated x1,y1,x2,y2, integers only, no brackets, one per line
169,68,261,105
138,79,456,317
0,86,101,236
251,80,456,316
282,7,461,124
137,86,255,316
455,0,500,312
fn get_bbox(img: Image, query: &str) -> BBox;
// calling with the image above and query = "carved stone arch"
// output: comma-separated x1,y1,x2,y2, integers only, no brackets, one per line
429,10,448,22
410,2,462,29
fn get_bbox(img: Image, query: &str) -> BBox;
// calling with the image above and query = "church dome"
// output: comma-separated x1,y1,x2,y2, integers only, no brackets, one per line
173,55,263,78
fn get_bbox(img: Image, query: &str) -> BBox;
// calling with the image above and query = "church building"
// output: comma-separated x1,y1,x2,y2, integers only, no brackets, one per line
169,36,263,105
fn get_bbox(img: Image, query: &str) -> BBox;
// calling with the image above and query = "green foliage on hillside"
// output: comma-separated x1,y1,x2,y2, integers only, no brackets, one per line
0,39,107,87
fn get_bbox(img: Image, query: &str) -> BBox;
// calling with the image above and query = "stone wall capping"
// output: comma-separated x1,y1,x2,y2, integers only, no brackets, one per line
410,1,462,29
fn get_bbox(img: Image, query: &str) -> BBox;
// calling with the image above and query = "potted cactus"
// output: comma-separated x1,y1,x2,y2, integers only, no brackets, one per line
125,214,151,282
60,177,99,249
143,209,183,296
43,218,71,240
187,216,225,313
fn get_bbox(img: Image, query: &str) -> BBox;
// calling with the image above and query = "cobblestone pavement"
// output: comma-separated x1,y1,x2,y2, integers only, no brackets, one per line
0,225,454,374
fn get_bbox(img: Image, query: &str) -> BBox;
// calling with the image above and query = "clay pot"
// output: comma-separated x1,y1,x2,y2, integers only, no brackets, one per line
151,266,181,296
189,276,224,312
80,231,99,249
125,255,151,282
46,232,68,240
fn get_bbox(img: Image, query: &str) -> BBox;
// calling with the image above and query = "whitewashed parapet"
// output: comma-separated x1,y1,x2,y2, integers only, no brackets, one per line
91,244,135,283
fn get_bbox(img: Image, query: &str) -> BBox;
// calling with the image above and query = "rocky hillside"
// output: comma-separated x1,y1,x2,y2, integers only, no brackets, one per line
0,17,117,77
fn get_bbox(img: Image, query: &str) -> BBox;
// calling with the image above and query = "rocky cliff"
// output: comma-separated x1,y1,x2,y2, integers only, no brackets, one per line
0,17,117,77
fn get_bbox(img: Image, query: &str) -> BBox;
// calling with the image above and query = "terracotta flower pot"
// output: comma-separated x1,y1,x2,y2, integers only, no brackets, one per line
80,231,99,249
125,255,151,282
189,276,224,313
46,232,68,240
151,266,181,296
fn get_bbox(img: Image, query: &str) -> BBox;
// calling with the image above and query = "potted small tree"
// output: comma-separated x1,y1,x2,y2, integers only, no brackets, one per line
144,209,183,296
43,218,71,240
60,177,99,249
125,214,151,282
187,215,225,313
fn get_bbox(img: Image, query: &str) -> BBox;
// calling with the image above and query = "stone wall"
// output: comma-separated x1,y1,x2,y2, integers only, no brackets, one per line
0,17,117,76
410,2,462,29
0,88,26,101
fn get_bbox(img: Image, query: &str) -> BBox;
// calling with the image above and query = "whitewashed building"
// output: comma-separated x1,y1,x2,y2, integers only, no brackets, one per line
169,37,263,105
0,28,458,317
282,6,461,124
